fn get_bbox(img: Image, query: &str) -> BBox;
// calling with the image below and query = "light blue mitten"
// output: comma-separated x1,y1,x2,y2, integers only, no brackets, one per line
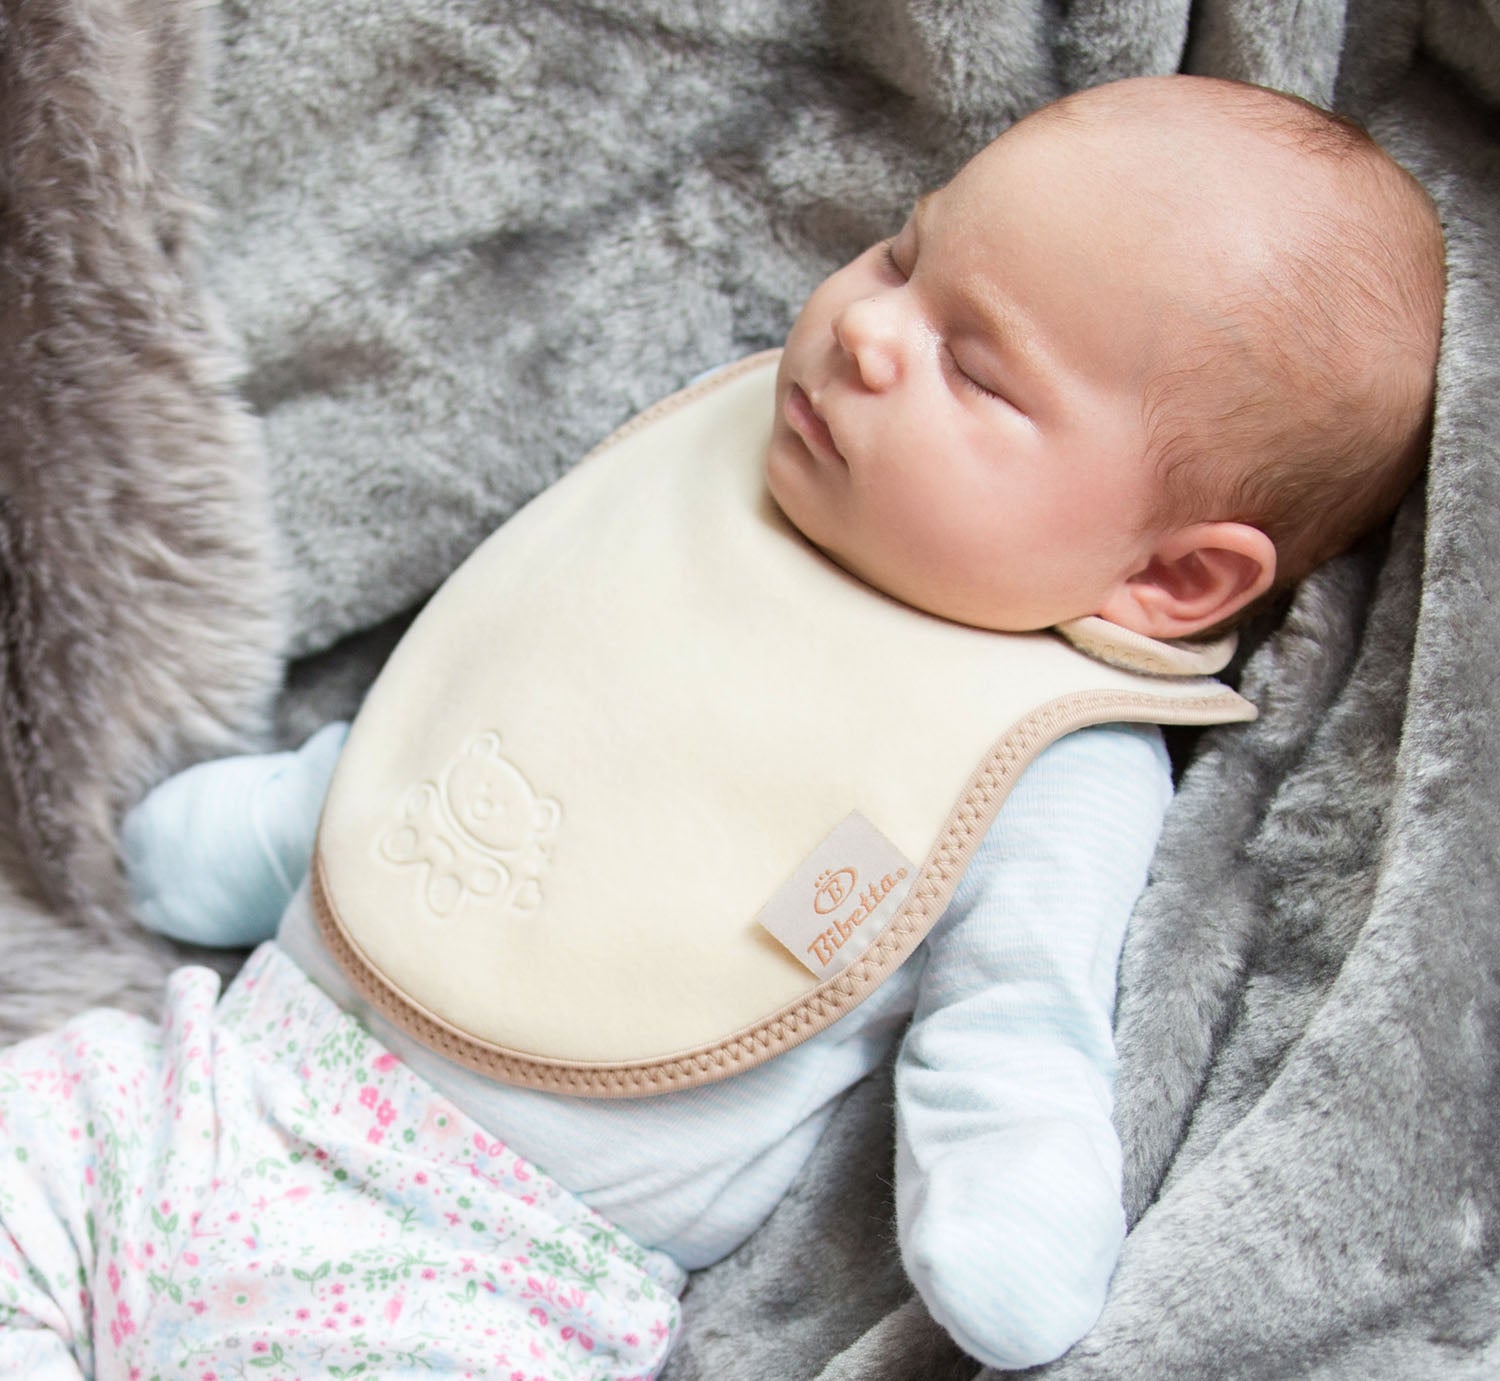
122,722,350,947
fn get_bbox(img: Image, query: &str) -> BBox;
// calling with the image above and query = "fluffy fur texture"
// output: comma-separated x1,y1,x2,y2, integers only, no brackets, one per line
4,0,1500,1378
0,0,282,935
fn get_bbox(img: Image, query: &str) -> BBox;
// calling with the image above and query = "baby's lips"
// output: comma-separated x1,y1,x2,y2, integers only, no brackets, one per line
786,383,846,466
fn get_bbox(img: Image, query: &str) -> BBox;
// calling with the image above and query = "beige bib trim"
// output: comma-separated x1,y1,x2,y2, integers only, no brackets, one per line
1055,616,1237,677
313,352,1256,1098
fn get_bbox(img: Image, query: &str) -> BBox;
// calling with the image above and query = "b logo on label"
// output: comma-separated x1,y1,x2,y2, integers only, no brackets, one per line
813,867,857,915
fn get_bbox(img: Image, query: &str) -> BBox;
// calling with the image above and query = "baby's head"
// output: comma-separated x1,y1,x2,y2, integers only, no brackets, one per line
766,75,1444,639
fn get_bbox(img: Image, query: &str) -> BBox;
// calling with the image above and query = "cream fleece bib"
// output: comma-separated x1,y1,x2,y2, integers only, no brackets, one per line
312,351,1255,1097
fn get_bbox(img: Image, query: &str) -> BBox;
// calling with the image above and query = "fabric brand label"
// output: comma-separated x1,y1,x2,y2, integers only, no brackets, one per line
756,812,915,980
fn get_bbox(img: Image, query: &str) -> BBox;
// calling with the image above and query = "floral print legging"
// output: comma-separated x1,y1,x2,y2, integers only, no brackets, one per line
0,944,683,1380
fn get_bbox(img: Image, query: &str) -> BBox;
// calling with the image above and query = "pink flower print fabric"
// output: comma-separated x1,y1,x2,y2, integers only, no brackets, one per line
0,944,683,1379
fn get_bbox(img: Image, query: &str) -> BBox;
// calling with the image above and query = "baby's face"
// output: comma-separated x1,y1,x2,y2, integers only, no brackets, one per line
767,105,1199,632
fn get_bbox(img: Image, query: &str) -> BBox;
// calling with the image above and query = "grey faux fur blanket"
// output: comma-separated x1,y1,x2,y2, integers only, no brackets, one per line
3,0,1500,1377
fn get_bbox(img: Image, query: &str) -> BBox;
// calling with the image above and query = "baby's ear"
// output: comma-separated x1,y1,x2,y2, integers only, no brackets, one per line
1095,522,1276,640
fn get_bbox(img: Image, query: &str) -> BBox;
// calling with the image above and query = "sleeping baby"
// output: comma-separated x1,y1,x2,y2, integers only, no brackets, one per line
0,74,1441,1380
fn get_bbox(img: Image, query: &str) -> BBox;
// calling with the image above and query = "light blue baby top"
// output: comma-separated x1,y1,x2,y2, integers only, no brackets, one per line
124,719,1171,1370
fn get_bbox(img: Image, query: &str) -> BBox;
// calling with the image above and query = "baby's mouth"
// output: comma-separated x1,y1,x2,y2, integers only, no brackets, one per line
785,384,846,466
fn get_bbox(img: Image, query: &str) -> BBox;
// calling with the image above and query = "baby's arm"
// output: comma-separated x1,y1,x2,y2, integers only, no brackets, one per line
895,722,1172,1370
121,723,349,947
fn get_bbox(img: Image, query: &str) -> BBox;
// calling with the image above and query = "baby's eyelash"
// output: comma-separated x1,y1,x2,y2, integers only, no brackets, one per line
945,347,999,400
880,240,906,276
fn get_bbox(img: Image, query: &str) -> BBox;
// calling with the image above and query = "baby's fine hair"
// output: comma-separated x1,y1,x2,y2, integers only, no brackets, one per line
1118,80,1446,592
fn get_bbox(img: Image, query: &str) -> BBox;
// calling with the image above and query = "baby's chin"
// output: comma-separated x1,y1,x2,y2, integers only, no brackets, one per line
784,528,1036,630
818,553,1070,633
763,435,822,531
762,456,1070,632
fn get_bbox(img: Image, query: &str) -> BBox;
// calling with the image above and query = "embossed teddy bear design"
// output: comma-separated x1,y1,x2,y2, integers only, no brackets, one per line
379,732,562,919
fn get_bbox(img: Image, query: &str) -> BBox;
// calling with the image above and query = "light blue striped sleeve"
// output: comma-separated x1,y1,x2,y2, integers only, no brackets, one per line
122,723,349,948
895,722,1173,1370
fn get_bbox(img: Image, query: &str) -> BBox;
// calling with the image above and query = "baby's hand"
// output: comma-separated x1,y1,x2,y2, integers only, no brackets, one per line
121,723,349,947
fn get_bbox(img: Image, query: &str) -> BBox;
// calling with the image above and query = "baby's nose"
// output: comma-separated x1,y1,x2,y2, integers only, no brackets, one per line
833,296,902,391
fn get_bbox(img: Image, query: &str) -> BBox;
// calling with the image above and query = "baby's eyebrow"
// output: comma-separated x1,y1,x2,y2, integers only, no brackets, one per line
914,195,1059,408
898,194,926,258
974,299,1052,395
